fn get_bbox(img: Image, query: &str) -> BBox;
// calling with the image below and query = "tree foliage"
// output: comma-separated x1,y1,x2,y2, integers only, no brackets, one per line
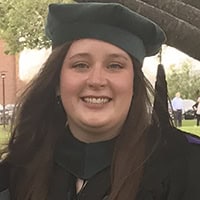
1,0,200,61
167,61,200,100
0,0,73,54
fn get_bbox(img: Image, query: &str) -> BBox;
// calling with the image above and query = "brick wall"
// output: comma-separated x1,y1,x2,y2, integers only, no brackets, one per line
0,40,25,105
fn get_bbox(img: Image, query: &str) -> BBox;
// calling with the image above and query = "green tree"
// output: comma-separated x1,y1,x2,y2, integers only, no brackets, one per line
0,0,73,54
1,0,200,59
167,61,200,100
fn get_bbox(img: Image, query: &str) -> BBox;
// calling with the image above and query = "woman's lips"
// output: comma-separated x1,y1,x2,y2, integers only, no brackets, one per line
81,96,112,104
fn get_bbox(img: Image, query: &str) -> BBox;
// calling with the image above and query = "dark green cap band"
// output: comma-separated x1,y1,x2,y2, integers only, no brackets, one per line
45,3,166,64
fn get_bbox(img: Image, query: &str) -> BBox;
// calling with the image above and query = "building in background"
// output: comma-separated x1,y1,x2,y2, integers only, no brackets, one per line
0,40,25,105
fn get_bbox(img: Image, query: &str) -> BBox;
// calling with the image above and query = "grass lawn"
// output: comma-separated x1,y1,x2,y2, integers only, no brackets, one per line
179,119,200,137
0,126,10,149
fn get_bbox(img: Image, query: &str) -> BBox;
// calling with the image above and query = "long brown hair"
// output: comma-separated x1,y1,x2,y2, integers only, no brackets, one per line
110,60,157,199
2,43,71,200
1,42,158,200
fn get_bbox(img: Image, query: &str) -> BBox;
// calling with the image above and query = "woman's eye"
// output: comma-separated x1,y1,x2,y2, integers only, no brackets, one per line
72,63,89,70
108,63,123,70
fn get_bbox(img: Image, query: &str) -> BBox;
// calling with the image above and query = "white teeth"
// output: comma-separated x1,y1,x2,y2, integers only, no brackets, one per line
83,97,110,104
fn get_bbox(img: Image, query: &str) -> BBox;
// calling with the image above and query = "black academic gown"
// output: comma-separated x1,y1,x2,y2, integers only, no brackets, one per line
1,127,200,200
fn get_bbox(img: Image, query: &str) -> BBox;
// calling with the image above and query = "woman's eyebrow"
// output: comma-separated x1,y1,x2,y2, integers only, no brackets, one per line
108,53,130,61
68,53,90,60
67,53,130,61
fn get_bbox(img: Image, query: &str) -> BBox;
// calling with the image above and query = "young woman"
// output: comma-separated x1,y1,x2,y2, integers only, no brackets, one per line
1,2,200,200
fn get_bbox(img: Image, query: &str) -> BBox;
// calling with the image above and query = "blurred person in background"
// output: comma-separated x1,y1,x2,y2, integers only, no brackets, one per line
172,92,183,127
193,97,200,126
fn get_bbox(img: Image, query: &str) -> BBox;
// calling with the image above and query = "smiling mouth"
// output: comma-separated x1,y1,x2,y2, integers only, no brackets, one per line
81,97,111,104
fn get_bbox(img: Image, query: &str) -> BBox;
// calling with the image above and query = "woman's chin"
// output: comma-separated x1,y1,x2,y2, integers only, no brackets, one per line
82,119,110,129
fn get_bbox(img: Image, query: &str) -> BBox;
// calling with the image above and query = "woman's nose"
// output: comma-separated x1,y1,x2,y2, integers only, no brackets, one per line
86,66,107,89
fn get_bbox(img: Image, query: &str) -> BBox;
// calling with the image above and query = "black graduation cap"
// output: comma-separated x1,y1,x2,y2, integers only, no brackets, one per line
45,2,166,64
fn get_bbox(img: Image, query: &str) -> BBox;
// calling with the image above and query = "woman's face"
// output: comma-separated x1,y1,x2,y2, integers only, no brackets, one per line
60,39,134,142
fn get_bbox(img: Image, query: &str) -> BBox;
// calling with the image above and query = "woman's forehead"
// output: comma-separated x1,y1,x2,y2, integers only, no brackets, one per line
66,39,133,60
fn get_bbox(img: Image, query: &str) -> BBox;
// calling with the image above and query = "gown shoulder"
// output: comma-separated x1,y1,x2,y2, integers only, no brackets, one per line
0,161,10,200
137,127,200,200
